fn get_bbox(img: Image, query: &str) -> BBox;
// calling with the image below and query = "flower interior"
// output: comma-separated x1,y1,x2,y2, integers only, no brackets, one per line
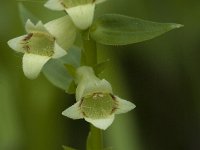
80,92,118,119
21,32,55,56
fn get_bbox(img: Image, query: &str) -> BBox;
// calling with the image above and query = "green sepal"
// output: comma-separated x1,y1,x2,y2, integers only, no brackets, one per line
90,14,183,45
43,47,81,90
66,80,77,94
65,64,76,79
18,3,38,26
62,145,77,150
93,59,110,75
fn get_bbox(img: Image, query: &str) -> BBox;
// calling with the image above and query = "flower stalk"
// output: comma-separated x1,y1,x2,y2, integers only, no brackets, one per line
7,0,182,149
82,30,97,66
87,125,103,150
82,32,103,150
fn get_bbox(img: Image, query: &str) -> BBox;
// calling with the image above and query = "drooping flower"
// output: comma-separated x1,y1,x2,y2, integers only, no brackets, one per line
44,0,107,30
62,66,136,130
8,16,76,79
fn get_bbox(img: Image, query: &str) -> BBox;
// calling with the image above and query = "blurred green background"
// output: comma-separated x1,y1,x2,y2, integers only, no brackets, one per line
1,0,200,150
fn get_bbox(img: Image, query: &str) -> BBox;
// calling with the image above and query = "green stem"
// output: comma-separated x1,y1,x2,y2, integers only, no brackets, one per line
87,125,103,150
81,31,103,150
82,31,97,66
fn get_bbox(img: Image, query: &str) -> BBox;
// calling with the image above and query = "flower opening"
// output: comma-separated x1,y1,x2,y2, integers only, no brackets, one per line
8,16,76,79
62,66,136,130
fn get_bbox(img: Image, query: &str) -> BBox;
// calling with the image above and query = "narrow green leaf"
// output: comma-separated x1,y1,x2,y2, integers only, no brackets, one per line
18,2,38,25
63,145,77,150
93,59,110,75
90,14,183,45
43,47,81,91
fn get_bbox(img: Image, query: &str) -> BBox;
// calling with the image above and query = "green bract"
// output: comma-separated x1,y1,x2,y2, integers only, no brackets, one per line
43,47,81,90
7,16,76,79
62,66,136,130
45,0,107,30
90,14,183,45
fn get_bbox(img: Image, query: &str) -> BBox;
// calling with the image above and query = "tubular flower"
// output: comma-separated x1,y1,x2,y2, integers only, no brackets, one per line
7,16,76,79
44,0,107,30
62,66,136,130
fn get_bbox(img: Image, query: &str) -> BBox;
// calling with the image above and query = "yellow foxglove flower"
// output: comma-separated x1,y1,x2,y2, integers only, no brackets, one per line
8,16,76,79
62,66,135,130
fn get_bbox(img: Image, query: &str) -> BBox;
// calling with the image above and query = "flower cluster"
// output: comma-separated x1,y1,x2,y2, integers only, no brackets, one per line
8,0,107,79
8,0,135,130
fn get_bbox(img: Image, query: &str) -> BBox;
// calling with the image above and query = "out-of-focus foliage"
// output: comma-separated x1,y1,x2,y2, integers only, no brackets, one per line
1,0,200,150
43,47,81,91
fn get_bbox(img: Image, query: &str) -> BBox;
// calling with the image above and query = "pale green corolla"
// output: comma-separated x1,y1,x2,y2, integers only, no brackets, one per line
7,16,76,79
62,66,136,130
45,0,107,30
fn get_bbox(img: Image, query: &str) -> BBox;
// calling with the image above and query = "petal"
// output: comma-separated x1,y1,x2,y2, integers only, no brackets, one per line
75,66,95,82
22,53,50,79
75,81,86,101
115,96,136,114
75,66,113,101
62,101,83,119
76,79,113,101
45,16,76,50
85,115,115,130
83,79,113,97
35,21,49,33
7,35,26,53
95,0,107,4
44,0,65,11
25,19,49,33
25,19,35,33
52,42,67,59
65,3,95,30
